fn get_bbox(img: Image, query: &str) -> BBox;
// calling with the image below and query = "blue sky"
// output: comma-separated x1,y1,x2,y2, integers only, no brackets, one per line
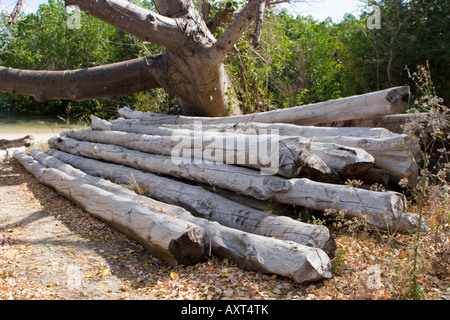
2,0,365,22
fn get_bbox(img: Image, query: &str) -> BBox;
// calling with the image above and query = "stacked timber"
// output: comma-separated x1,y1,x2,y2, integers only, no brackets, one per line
14,86,428,284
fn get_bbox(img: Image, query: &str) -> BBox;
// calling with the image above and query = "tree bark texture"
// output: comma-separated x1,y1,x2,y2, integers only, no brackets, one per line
60,128,333,179
321,112,431,134
44,148,336,257
20,148,333,283
91,115,418,180
1,0,277,116
0,147,26,162
117,86,410,125
47,135,423,232
13,151,210,267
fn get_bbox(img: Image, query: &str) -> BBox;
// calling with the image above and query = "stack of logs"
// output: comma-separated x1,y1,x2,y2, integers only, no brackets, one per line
15,86,428,284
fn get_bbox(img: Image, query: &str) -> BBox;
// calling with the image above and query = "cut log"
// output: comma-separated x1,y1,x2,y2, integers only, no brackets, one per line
305,143,374,177
1,146,26,162
92,115,400,138
45,148,337,257
13,151,210,267
60,129,334,179
0,135,34,149
48,136,423,232
92,116,417,180
117,86,410,126
25,149,333,283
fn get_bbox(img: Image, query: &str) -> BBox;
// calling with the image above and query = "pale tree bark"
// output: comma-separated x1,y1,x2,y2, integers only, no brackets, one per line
116,86,411,125
59,129,333,179
14,151,210,267
92,115,418,180
0,0,285,116
21,150,333,283
48,135,427,233
40,148,337,257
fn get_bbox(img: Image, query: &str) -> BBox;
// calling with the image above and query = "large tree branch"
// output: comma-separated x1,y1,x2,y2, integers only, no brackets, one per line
0,55,162,102
205,1,236,32
153,0,193,17
65,0,186,48
205,0,261,62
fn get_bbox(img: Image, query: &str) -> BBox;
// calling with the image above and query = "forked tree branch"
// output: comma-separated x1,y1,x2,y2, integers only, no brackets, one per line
153,0,193,17
65,0,186,48
205,1,236,32
206,0,261,62
0,55,163,102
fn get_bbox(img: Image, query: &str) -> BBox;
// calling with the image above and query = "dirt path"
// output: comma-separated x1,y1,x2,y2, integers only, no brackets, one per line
0,159,311,300
1,153,449,300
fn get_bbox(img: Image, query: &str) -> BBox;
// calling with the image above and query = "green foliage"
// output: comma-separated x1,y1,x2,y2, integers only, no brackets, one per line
0,0,166,117
227,10,352,113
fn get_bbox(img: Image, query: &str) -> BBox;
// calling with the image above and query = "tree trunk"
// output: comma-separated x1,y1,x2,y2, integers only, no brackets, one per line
13,151,210,267
0,0,276,116
92,115,418,180
48,135,423,232
44,148,336,257
59,129,332,179
117,86,411,125
306,143,374,177
24,148,333,283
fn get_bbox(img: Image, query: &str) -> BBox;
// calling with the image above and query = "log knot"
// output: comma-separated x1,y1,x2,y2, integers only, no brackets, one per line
263,176,292,193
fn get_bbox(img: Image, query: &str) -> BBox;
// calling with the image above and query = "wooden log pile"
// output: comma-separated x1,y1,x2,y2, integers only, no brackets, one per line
14,86,428,284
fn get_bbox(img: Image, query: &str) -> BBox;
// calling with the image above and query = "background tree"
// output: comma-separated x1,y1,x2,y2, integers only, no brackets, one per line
0,0,294,117
0,0,447,118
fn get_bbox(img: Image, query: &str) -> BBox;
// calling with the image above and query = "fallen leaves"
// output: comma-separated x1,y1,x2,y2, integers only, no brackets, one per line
1,160,449,300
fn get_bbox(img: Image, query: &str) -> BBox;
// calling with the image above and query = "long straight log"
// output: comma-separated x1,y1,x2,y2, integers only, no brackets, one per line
14,151,210,267
48,136,423,232
92,115,399,138
92,116,416,180
60,129,333,179
45,148,336,256
117,86,410,126
27,148,333,283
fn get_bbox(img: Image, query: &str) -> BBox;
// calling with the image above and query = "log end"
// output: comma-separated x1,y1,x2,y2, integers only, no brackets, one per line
292,247,333,283
386,86,410,113
385,213,429,234
168,225,211,266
